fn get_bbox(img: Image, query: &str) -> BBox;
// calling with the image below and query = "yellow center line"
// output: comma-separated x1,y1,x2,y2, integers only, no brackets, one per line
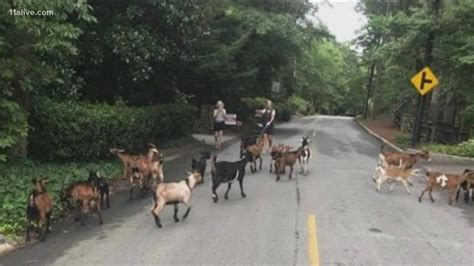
307,214,320,266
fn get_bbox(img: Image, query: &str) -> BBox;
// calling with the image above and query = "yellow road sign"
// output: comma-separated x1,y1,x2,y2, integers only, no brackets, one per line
410,67,439,96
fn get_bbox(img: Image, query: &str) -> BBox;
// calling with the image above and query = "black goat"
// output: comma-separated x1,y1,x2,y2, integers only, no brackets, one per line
456,169,474,204
211,152,252,203
88,171,110,208
191,151,211,183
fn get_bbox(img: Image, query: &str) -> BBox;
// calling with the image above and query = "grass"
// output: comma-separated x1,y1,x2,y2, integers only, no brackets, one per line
423,138,474,158
0,159,121,236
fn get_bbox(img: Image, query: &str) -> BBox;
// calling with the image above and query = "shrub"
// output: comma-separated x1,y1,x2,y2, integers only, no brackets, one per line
424,138,474,158
28,97,197,161
288,96,314,115
276,101,292,122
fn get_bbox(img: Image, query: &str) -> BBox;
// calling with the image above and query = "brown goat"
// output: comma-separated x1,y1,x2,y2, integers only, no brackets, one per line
380,145,430,170
110,143,161,180
151,171,202,228
62,181,103,225
26,178,53,241
269,144,292,174
274,148,305,181
418,170,474,205
246,136,265,173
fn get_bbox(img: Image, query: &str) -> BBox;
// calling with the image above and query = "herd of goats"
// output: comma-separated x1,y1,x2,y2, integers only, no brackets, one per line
24,132,474,243
24,135,312,241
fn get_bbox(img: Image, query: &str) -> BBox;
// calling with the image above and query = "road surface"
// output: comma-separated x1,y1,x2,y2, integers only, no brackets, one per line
1,116,473,265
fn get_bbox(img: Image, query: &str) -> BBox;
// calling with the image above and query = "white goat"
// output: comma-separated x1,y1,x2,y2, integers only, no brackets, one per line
150,171,202,228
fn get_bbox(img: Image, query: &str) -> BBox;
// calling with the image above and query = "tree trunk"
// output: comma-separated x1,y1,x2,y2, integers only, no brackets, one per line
363,61,376,119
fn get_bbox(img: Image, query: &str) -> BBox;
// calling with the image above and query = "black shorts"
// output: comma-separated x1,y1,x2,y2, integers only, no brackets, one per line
214,121,225,132
263,124,273,135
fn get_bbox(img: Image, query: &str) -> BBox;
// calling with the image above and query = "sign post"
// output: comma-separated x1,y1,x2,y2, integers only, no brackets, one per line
409,67,439,147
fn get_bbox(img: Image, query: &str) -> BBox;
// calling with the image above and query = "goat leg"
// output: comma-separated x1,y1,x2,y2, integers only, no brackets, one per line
419,187,429,202
25,222,33,242
182,199,192,220
225,183,232,200
456,188,461,202
259,156,262,170
402,180,411,194
152,201,165,228
173,204,179,222
45,211,52,233
129,186,134,200
428,188,435,203
96,202,103,225
239,178,246,198
212,183,220,203
289,166,294,179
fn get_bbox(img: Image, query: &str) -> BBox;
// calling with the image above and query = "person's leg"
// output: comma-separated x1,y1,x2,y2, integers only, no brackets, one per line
267,134,273,152
214,130,219,148
219,130,224,149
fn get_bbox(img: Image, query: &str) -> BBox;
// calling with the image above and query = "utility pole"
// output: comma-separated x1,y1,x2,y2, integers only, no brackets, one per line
411,0,441,148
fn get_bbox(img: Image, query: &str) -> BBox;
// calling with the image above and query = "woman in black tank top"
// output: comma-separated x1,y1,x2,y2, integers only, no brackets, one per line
261,100,275,152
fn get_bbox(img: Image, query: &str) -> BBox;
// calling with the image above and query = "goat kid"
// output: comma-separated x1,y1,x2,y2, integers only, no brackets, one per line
26,178,53,242
62,181,103,225
246,136,265,173
88,171,110,208
456,169,474,204
418,170,474,205
211,152,252,203
151,171,202,228
373,158,423,194
129,157,164,200
270,144,292,174
299,136,312,175
191,151,211,184
274,147,305,182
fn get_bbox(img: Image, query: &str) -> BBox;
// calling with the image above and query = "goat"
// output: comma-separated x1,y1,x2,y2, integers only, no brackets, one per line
274,147,305,181
110,143,162,181
240,135,257,158
418,170,474,205
269,144,292,174
373,156,423,194
110,148,140,179
62,181,103,225
211,152,252,203
379,145,430,170
87,171,110,208
26,178,53,242
129,150,164,200
150,171,202,228
246,136,265,173
191,151,211,184
299,136,312,175
456,169,474,204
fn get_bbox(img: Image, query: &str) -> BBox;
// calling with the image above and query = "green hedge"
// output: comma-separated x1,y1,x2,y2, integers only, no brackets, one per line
28,98,197,161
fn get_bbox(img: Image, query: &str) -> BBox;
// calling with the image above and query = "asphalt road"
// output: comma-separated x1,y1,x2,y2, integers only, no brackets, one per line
1,116,473,265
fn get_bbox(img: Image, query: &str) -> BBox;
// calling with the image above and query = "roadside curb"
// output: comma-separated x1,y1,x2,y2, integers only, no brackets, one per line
355,117,474,163
354,117,403,152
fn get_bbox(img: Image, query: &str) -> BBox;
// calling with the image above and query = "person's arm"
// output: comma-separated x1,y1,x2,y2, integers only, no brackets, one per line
223,109,227,115
267,110,276,125
213,109,218,118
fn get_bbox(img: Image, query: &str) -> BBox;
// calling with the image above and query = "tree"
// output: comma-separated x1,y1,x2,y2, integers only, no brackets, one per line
0,0,96,160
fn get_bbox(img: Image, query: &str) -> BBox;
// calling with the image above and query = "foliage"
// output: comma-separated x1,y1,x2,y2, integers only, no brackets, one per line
395,133,412,150
0,160,120,234
28,98,197,161
0,0,96,159
296,40,365,115
288,96,314,115
424,139,474,158
357,0,474,130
